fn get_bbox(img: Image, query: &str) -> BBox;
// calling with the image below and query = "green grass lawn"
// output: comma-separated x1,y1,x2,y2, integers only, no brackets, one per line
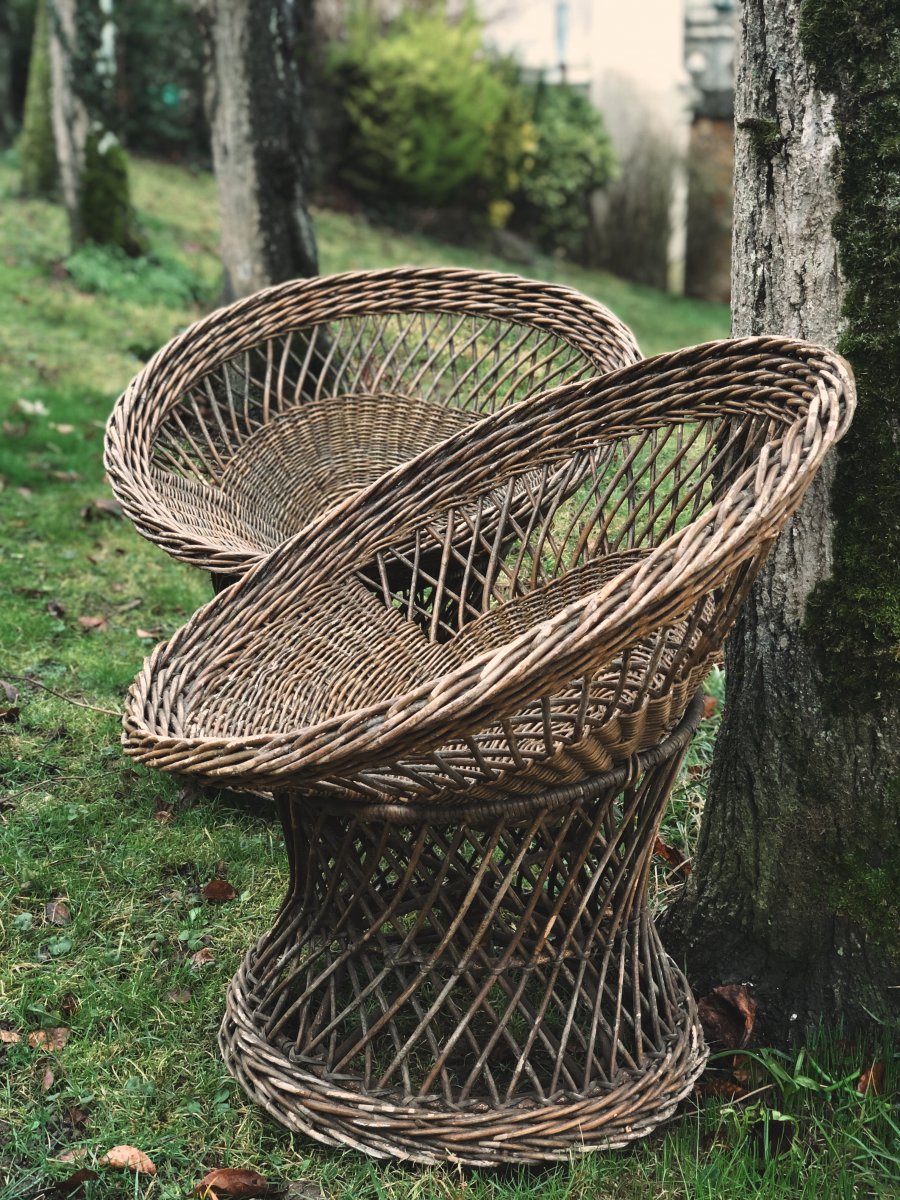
1,154,896,1199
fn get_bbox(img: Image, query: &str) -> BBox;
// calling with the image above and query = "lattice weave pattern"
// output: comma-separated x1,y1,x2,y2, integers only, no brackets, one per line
221,699,705,1164
105,268,641,575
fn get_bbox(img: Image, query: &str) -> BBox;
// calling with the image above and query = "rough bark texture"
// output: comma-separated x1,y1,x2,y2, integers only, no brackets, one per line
196,0,319,299
48,0,89,244
665,0,900,1040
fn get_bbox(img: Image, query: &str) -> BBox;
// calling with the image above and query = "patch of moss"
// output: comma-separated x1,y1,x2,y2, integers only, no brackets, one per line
79,133,143,254
828,779,900,960
738,117,785,161
799,0,900,708
17,0,57,198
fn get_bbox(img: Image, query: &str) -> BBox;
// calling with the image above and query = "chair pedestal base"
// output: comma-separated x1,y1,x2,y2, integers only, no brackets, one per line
220,698,706,1165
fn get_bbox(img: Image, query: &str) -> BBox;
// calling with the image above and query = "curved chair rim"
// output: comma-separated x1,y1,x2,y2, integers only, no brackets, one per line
104,266,642,574
122,336,855,787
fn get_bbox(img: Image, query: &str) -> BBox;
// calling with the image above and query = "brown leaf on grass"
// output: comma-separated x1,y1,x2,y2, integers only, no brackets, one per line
136,627,162,640
77,615,108,632
50,1167,99,1198
693,1079,748,1099
857,1061,885,1096
47,599,66,618
0,1029,21,1044
702,694,719,720
0,680,20,723
99,1145,156,1174
165,987,192,1004
64,1103,90,1131
79,498,122,521
190,947,215,969
193,1167,275,1198
153,794,175,823
28,1027,71,1050
201,879,237,904
653,836,691,875
46,899,72,926
697,983,757,1049
41,1066,55,1091
56,1148,88,1163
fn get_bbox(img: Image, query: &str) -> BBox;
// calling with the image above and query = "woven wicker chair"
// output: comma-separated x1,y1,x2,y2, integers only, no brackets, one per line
122,337,854,1164
104,267,640,583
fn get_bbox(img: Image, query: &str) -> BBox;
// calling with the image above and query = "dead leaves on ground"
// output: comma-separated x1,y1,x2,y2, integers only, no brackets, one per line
654,835,691,876
27,1027,71,1051
201,878,237,903
99,1145,157,1174
77,614,108,633
45,898,72,926
857,1061,885,1096
194,1167,276,1198
79,498,122,521
697,982,757,1050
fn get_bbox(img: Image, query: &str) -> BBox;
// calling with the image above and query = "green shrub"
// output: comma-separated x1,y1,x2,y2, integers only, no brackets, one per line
511,83,616,258
331,5,530,215
64,244,209,308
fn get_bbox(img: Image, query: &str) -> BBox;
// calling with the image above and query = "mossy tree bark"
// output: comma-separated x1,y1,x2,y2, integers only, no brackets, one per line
48,0,137,251
195,0,319,300
665,0,900,1039
18,0,59,196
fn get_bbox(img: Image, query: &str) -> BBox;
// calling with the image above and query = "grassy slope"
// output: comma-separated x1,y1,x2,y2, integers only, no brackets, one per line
0,156,896,1199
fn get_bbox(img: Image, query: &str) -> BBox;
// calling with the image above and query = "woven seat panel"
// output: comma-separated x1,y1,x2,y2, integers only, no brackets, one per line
107,269,642,574
123,336,855,807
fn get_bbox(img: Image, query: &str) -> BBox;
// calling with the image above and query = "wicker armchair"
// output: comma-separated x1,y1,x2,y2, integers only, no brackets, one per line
104,267,640,582
122,337,854,1164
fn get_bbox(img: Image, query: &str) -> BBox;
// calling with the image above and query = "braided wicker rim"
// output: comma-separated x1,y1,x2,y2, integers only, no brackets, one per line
121,336,854,797
104,267,642,574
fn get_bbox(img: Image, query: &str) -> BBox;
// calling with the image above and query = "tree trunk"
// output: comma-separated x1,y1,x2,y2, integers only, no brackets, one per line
48,0,136,251
18,0,59,196
0,0,14,146
196,0,319,300
665,0,900,1040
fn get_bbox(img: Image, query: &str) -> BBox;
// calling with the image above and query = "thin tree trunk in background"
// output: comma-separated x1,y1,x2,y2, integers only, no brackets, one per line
0,2,14,146
665,0,900,1039
196,0,319,300
48,0,89,244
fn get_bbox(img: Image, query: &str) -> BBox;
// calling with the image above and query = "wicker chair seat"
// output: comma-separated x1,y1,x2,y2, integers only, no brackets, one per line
124,336,854,808
105,268,641,578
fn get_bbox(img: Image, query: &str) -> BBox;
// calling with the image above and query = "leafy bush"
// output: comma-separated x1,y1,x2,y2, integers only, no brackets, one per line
330,6,530,215
510,83,616,258
64,244,209,308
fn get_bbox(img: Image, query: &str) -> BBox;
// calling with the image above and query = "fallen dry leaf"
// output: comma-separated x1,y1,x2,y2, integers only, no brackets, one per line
693,1079,748,1099
136,627,162,640
50,1166,99,1198
50,422,75,435
80,498,122,521
697,983,757,1049
191,947,215,969
0,680,20,724
201,879,237,904
47,599,66,618
28,1026,71,1051
702,694,719,720
165,987,192,1004
653,836,691,875
194,1167,273,1198
77,615,108,632
41,1066,55,1091
0,1029,21,1044
56,1148,88,1163
99,1144,156,1174
46,899,72,926
857,1061,885,1096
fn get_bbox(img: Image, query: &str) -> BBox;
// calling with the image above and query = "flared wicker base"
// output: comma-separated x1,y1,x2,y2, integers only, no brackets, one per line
219,698,706,1165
